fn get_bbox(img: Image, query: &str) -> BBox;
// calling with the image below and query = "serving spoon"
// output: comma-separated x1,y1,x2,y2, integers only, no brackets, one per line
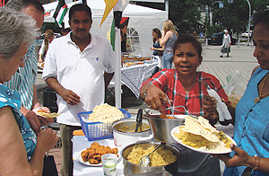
135,109,143,132
139,143,163,167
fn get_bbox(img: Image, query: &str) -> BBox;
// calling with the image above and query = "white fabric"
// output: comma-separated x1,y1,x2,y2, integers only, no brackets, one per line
42,33,115,126
120,57,158,98
39,40,45,56
207,88,232,122
221,34,231,48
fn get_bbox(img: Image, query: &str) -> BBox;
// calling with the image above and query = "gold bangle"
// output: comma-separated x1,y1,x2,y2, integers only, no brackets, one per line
253,156,260,170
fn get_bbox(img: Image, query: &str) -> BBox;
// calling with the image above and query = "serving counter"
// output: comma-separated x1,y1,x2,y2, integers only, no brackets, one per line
72,136,124,176
72,135,172,176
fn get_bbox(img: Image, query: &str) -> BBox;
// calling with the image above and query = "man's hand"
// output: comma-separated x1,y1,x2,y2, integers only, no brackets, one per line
59,88,80,105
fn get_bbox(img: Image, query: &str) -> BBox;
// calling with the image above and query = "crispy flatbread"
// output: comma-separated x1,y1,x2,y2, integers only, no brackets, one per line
35,107,59,118
174,116,234,152
181,116,219,143
36,111,59,118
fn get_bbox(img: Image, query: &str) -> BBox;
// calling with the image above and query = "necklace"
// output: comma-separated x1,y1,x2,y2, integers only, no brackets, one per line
254,73,269,103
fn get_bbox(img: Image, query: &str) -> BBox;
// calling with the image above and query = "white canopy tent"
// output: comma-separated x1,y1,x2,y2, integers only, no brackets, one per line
43,0,167,108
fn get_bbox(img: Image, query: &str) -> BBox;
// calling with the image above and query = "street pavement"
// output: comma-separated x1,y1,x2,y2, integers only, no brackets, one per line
200,44,257,91
46,44,258,176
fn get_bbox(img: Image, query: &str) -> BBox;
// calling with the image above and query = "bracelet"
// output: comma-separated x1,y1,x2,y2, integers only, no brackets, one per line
253,156,261,171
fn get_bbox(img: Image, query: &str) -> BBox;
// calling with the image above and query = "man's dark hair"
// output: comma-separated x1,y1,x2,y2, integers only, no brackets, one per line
253,9,269,27
6,0,44,13
69,3,92,21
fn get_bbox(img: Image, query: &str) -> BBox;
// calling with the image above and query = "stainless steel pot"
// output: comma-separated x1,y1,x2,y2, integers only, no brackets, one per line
121,141,179,176
112,118,152,148
145,114,186,143
144,114,212,174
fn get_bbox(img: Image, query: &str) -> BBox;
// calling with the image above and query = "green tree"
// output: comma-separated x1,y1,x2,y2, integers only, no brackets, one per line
169,0,201,33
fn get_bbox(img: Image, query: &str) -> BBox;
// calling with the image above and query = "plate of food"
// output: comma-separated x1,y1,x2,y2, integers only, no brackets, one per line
33,107,59,119
38,62,44,69
171,116,236,154
78,142,119,167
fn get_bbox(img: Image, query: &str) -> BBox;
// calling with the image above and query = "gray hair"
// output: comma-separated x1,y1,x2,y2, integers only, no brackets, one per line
0,8,38,59
5,0,44,13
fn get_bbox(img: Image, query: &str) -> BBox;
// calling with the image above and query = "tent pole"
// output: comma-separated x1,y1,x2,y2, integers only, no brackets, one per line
114,27,122,108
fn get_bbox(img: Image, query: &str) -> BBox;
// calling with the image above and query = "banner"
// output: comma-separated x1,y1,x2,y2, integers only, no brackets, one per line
100,0,119,26
53,0,68,27
0,0,5,7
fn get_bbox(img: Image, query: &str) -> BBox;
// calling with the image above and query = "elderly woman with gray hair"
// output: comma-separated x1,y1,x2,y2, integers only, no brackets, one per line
220,29,231,57
0,8,58,176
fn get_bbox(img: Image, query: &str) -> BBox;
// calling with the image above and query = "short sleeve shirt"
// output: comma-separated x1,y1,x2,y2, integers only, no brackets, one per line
150,69,228,115
0,84,37,160
4,42,38,110
42,33,116,126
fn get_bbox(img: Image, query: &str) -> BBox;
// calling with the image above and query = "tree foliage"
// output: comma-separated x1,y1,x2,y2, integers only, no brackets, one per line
169,0,201,33
169,0,269,35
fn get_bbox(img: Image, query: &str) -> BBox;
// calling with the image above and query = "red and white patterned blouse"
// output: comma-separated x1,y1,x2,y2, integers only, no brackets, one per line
144,69,229,116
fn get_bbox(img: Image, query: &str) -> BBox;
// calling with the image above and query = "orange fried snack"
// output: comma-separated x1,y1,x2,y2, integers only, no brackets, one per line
80,142,118,164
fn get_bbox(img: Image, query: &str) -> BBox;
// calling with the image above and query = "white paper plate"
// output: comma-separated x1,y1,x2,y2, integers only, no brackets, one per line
78,150,102,167
171,126,236,154
37,62,44,69
33,107,59,119
78,149,121,167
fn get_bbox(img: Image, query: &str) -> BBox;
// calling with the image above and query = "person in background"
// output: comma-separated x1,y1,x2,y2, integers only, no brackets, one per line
140,34,230,175
159,20,177,69
61,27,71,36
0,7,58,176
217,10,269,176
220,29,231,57
120,20,129,53
42,4,115,176
38,29,55,63
4,0,47,134
151,28,164,57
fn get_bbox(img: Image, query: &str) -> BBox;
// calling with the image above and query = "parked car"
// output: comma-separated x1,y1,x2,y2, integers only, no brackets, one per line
207,32,237,45
241,30,252,38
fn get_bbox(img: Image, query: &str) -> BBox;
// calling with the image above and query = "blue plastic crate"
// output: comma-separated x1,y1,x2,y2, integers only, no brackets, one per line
77,109,131,141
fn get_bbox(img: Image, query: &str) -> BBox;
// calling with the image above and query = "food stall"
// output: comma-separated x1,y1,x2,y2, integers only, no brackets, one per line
72,105,235,176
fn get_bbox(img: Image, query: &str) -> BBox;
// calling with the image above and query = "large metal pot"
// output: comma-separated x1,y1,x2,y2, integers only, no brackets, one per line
145,114,187,143
112,118,152,148
121,141,179,176
144,114,212,174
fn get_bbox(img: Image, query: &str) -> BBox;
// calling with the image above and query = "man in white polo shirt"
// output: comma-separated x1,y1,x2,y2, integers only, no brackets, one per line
42,4,115,176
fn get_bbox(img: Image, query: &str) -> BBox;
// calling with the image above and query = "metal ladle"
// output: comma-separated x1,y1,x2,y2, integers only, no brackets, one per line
135,109,143,132
139,143,163,167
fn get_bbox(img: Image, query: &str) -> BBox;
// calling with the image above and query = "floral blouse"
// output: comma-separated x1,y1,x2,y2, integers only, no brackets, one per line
0,84,36,160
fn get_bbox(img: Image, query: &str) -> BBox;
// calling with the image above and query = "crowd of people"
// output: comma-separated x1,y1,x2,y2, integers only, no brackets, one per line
0,0,269,175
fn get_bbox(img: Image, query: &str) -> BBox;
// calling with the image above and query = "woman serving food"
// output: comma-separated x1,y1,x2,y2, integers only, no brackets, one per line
140,34,230,175
141,34,229,124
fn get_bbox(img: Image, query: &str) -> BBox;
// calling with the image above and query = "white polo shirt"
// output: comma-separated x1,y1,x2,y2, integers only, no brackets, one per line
42,33,115,126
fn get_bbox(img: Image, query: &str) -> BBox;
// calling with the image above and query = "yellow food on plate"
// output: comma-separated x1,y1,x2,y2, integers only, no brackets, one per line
174,116,233,152
36,108,59,118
